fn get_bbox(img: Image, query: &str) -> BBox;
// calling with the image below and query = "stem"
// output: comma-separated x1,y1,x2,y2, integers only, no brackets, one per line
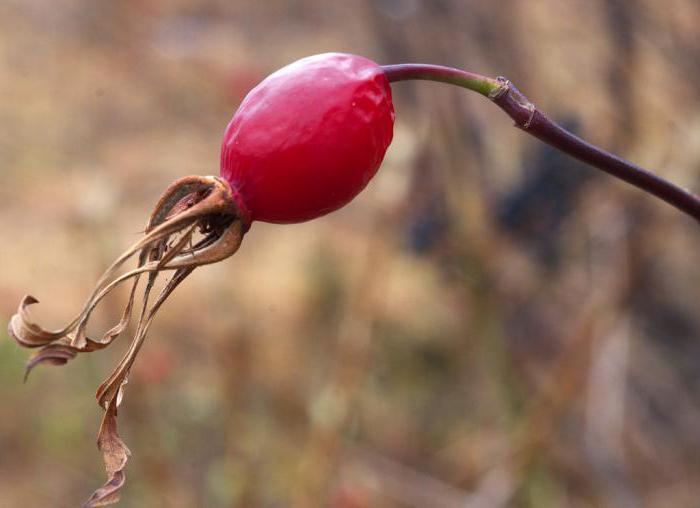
383,64,700,223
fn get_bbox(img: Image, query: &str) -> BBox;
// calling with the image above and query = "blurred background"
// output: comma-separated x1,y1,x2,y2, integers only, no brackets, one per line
1,0,700,506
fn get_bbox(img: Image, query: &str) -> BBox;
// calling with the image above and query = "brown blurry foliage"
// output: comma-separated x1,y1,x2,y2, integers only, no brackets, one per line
1,0,699,506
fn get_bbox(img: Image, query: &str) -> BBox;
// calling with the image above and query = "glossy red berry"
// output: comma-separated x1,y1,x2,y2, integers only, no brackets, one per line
220,53,395,224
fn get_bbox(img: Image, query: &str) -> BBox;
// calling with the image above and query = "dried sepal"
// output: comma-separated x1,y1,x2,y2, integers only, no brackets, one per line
8,295,79,348
83,395,130,507
9,175,245,505
84,267,195,504
24,343,77,382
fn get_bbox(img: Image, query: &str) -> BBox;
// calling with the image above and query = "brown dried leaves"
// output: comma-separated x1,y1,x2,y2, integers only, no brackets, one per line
8,176,244,506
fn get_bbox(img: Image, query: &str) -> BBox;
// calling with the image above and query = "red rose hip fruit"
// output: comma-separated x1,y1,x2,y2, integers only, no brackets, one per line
220,53,395,224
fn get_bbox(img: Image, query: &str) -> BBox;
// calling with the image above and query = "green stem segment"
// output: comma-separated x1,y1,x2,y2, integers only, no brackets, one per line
383,64,700,223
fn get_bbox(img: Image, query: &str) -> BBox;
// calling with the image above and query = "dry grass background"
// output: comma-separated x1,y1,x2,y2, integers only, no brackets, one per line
1,0,700,506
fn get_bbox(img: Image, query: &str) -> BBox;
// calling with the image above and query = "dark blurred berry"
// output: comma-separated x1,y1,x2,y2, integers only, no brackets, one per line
497,118,593,267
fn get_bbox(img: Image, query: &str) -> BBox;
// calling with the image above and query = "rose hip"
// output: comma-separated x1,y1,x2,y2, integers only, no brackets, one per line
220,53,395,224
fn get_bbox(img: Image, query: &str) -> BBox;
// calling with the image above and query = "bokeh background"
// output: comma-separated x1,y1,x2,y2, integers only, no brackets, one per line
1,1,700,506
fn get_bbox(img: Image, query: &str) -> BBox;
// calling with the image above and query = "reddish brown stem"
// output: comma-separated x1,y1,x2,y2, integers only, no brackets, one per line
383,64,700,223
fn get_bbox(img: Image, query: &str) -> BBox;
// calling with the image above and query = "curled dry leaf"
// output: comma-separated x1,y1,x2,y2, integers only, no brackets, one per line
8,295,75,347
84,396,130,508
8,176,244,505
24,344,77,382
